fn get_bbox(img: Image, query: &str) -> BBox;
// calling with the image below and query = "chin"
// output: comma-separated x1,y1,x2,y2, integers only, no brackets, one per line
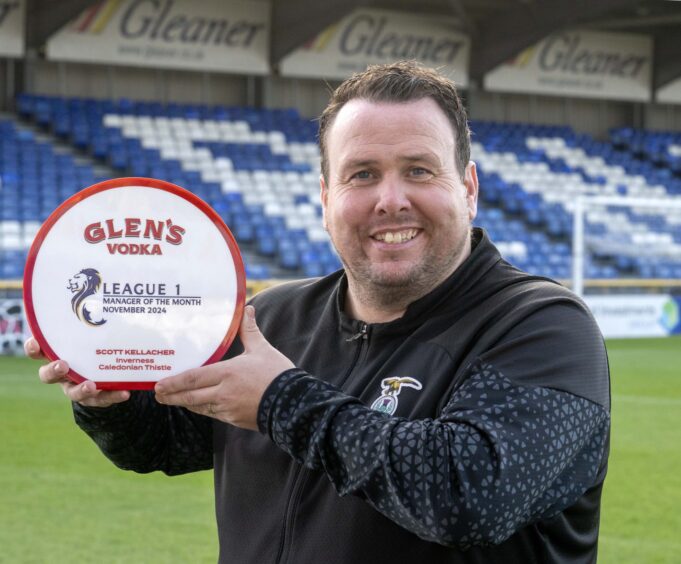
368,268,421,288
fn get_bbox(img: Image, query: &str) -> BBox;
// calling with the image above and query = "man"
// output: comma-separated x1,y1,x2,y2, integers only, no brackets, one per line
27,61,610,563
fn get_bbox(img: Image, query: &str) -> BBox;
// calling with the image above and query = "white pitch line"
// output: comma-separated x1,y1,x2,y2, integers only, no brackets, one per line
612,394,681,406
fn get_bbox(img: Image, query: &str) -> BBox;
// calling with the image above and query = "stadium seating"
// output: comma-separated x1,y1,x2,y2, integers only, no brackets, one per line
2,94,680,282
8,96,331,280
0,119,108,280
471,120,681,279
610,126,681,176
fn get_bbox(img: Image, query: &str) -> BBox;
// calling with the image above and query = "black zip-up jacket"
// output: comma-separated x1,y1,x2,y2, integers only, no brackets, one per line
74,229,610,563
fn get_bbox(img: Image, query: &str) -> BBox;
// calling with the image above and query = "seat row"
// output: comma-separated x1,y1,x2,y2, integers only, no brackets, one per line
5,97,681,282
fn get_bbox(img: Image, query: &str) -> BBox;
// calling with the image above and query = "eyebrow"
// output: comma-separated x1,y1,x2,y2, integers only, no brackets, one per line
400,153,441,165
340,153,440,171
341,158,379,170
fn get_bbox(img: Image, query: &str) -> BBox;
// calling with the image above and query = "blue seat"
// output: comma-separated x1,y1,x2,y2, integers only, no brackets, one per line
279,249,300,270
234,223,255,243
303,261,324,277
257,235,277,256
245,263,271,280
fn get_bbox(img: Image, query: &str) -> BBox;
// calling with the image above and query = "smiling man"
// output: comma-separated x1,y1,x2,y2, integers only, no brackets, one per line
320,96,478,323
27,61,610,563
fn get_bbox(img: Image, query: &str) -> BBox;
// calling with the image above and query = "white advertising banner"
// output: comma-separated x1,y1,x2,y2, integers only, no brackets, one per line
46,0,269,74
0,0,24,57
280,8,470,86
585,295,681,339
656,78,681,105
484,30,652,102
0,299,25,355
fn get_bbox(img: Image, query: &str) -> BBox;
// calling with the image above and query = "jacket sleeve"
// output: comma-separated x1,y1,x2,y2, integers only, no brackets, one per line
257,360,609,548
73,391,213,476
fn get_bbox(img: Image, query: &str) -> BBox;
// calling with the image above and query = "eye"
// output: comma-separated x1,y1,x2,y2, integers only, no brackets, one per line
348,170,376,184
352,170,372,180
409,167,432,179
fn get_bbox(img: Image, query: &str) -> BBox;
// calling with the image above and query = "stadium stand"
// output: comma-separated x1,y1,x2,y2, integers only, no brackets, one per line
3,94,681,283
0,117,108,280
472,121,681,280
610,126,681,175
6,95,336,280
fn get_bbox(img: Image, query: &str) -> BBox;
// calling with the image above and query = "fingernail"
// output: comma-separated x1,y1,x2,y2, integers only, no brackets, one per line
246,305,255,320
55,362,65,374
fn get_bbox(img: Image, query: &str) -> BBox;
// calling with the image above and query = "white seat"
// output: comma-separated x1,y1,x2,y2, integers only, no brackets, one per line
0,234,22,250
103,114,122,127
0,221,21,236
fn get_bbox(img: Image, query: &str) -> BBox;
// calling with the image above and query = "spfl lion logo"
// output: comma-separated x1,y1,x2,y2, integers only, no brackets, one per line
67,268,107,327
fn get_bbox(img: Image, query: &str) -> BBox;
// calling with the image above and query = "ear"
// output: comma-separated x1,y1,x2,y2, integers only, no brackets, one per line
463,161,479,222
320,174,329,231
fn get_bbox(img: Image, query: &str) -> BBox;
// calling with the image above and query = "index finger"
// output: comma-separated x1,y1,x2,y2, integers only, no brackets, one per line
24,337,45,360
39,359,72,385
155,364,222,395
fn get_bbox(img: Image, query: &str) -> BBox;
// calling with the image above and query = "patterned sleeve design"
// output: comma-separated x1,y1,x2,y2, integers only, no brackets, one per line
73,391,213,476
258,361,610,548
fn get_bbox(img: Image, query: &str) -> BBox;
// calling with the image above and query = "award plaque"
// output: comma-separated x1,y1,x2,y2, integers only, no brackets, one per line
24,177,246,390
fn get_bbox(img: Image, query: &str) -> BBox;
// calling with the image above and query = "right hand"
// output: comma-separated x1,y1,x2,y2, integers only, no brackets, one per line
24,337,130,407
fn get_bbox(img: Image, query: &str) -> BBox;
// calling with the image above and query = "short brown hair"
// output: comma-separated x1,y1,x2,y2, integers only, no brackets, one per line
318,60,471,181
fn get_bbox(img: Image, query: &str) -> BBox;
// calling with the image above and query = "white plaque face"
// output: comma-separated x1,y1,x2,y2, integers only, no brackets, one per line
24,178,246,390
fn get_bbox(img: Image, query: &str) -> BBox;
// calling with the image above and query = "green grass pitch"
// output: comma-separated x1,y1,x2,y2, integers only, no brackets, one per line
1,337,680,563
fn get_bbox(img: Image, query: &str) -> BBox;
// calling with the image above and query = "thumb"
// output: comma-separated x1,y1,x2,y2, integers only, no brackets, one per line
239,305,265,351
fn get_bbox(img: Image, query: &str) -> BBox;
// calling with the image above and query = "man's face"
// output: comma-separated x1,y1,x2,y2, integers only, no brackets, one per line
320,98,478,302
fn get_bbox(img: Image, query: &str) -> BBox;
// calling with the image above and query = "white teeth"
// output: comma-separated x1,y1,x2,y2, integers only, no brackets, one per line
375,229,417,244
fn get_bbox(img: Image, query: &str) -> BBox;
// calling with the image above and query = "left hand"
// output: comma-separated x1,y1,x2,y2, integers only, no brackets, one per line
154,305,295,430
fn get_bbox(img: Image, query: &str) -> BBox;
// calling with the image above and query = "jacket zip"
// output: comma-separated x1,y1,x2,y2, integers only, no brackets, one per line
274,322,369,564
345,322,368,342
274,467,308,564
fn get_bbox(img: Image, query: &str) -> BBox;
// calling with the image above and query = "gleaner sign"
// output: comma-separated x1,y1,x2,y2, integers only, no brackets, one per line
47,0,269,74
537,33,647,79
281,8,470,83
118,0,264,48
0,2,19,26
336,13,464,65
484,29,652,102
0,0,23,57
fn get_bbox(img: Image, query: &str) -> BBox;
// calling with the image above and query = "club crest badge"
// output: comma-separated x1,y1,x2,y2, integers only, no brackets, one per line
68,268,106,327
370,377,422,415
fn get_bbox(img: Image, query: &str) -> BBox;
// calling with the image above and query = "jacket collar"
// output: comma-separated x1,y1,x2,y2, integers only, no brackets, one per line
335,228,503,335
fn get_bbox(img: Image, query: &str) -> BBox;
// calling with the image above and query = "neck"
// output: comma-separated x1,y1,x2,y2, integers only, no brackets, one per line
342,234,475,324
343,280,410,324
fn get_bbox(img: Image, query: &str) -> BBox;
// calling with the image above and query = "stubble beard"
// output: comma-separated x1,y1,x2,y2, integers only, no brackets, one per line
339,226,472,315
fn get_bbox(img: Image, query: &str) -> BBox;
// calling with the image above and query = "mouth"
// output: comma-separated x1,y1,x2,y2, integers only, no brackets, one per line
371,228,420,245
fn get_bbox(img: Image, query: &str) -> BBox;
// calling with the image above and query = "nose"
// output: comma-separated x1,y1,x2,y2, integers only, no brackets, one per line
374,175,412,215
